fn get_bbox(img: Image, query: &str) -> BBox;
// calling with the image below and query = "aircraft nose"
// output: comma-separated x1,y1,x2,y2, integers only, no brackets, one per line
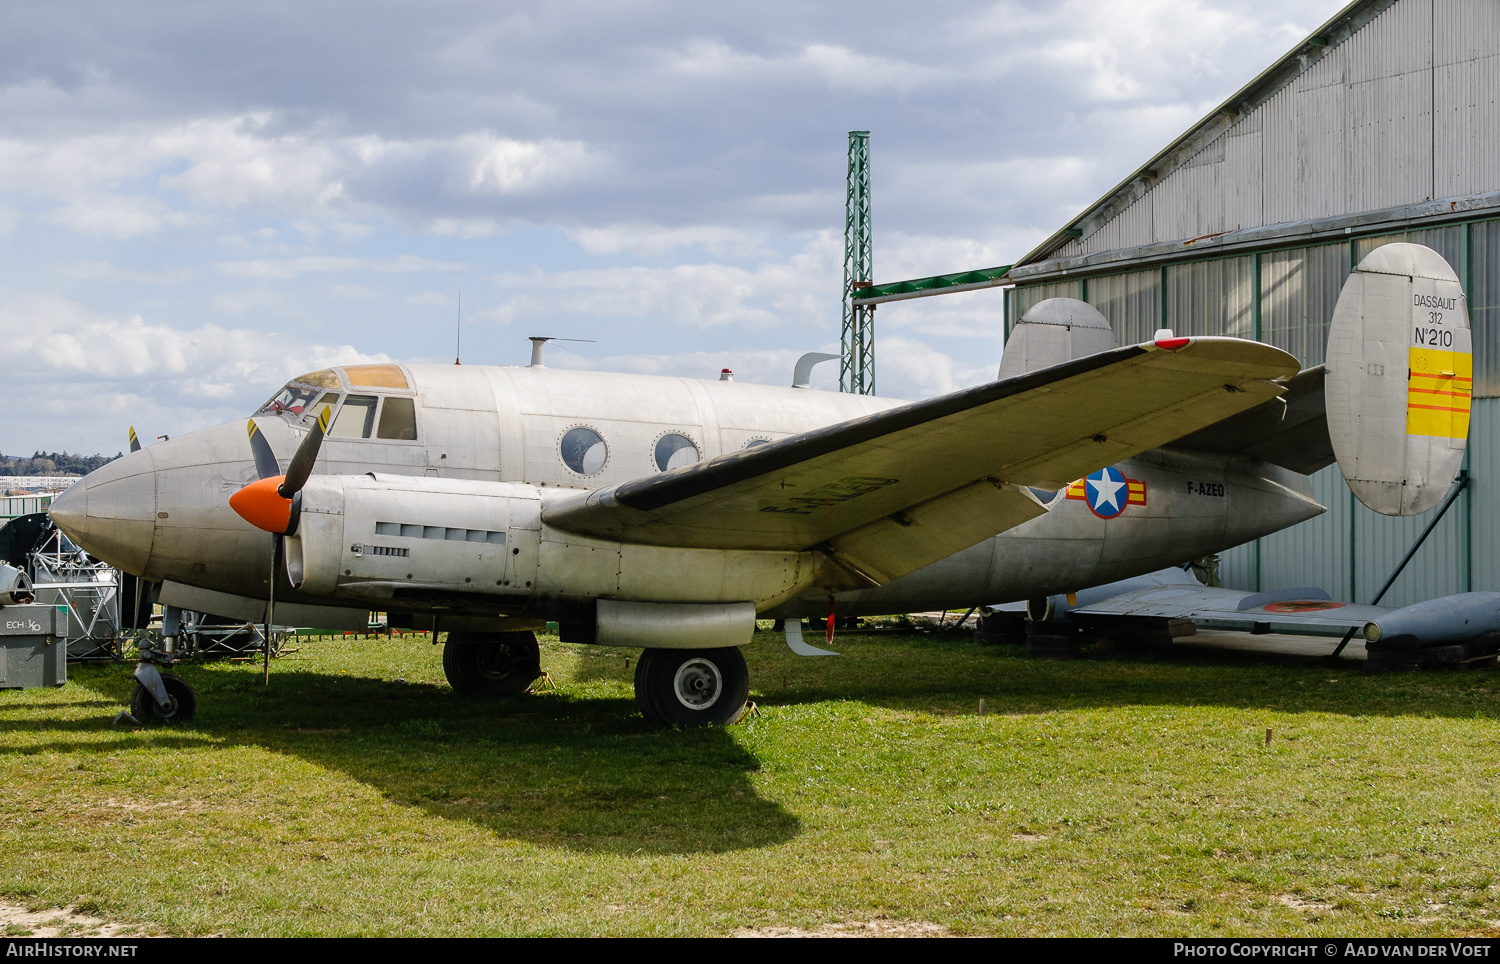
47,449,156,575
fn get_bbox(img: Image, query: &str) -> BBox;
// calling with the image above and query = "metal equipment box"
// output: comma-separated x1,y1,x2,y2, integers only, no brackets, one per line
0,604,66,689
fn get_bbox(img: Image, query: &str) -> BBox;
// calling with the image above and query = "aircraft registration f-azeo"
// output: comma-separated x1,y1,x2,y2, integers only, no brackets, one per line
47,244,1472,725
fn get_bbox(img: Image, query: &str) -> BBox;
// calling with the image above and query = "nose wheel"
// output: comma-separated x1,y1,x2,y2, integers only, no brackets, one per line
634,647,749,726
129,673,198,723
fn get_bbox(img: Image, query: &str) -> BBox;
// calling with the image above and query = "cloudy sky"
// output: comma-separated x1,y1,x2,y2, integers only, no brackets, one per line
0,0,1347,457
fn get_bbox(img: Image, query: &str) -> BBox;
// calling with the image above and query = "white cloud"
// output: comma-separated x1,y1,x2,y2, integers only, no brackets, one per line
210,288,287,315
327,284,382,299
0,289,388,453
428,217,499,238
57,261,192,284
489,231,840,330
569,223,774,258
0,114,604,236
44,194,195,239
462,134,598,195
663,38,947,95
218,254,467,280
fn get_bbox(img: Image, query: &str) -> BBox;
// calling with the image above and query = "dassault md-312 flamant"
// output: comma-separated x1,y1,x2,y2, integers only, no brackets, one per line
46,244,1477,725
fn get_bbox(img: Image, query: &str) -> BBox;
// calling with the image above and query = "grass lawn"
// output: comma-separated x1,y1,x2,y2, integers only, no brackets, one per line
2,629,1499,937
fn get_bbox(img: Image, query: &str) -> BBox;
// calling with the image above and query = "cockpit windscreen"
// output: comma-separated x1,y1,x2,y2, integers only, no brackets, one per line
255,370,342,423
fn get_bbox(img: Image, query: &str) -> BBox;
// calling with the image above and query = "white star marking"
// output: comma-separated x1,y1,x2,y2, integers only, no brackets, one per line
1088,470,1126,513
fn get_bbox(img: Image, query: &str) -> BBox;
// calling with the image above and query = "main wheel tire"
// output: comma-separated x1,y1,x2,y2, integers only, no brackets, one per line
634,647,750,727
129,673,198,723
443,631,542,697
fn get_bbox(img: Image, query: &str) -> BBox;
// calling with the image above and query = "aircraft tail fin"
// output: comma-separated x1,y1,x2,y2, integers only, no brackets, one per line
1173,242,1468,515
1326,243,1470,516
997,299,1116,379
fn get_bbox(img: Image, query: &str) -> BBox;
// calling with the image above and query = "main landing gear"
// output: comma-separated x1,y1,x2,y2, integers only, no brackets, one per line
442,630,543,697
633,647,749,726
440,631,750,727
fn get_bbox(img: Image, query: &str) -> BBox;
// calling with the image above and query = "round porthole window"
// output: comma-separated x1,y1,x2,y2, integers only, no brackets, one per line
560,427,608,475
743,438,770,449
654,433,699,471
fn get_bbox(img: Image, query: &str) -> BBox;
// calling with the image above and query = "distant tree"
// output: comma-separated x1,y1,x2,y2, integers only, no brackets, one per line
0,451,119,477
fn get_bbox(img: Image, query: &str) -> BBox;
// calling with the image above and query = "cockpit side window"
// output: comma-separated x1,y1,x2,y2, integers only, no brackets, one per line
330,395,378,438
376,397,418,440
310,393,340,423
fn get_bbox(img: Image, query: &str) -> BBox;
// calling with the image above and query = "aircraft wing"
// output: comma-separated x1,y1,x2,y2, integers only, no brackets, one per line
1047,568,1388,633
543,337,1298,584
996,568,1386,634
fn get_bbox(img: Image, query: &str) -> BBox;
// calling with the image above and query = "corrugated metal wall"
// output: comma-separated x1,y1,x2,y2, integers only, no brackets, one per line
1167,257,1256,339
1086,270,1161,344
1260,243,1349,368
1471,220,1500,395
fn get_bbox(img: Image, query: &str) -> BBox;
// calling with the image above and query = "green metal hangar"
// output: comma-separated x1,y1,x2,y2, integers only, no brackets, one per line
1001,0,1500,607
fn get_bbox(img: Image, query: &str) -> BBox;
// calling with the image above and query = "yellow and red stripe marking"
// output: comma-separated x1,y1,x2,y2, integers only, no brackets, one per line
1406,346,1472,439
1065,477,1147,507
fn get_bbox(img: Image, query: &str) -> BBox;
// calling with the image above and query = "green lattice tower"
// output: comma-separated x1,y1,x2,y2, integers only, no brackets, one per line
840,131,874,395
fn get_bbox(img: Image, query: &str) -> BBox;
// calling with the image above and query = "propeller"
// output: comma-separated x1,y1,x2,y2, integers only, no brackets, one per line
229,406,332,683
128,426,141,453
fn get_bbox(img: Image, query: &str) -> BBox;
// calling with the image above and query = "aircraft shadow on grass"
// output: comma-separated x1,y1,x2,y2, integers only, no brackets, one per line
14,668,799,857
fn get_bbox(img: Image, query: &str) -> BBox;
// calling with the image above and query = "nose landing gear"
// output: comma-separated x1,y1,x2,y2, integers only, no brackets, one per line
129,670,198,722
127,604,198,724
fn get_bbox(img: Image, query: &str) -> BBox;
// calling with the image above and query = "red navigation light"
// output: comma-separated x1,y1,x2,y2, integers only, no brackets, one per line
1155,336,1191,351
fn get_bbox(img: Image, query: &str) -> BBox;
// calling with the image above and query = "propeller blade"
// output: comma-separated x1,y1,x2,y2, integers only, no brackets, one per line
278,406,330,498
128,426,141,453
264,536,278,686
246,419,281,481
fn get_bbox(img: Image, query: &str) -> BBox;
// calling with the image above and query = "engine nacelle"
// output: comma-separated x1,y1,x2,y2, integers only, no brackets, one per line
286,473,542,604
593,599,755,649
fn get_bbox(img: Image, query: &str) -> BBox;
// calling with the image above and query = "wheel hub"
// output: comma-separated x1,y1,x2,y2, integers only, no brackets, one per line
672,658,723,710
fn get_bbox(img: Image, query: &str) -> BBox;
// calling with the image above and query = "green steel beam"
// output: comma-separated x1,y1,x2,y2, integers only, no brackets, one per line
840,131,874,395
850,264,1013,305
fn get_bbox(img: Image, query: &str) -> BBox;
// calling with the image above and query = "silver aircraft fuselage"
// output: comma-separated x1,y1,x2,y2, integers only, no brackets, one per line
49,361,1324,622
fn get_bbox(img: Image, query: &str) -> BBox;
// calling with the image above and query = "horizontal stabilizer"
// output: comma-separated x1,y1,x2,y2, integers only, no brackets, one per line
1172,367,1334,475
